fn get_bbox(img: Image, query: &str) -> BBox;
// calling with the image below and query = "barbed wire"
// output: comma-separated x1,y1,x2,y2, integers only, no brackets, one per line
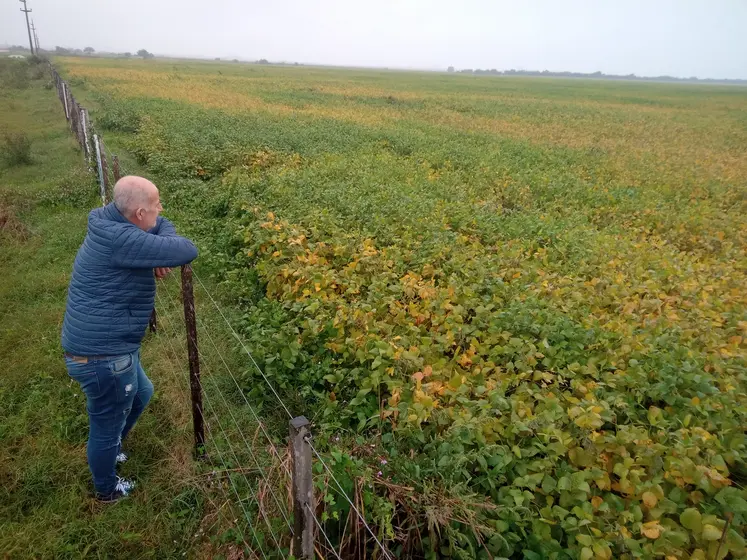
307,437,393,560
192,271,294,420
152,289,257,556
158,275,294,534
154,287,275,559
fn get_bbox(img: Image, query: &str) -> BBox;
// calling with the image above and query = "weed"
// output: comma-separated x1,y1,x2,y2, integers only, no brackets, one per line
2,133,32,166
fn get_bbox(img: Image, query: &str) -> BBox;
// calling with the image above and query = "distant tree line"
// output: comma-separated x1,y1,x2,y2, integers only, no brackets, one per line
52,46,153,59
447,66,746,84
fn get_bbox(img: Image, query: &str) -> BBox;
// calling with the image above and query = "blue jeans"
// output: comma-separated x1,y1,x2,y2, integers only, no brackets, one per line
65,350,154,496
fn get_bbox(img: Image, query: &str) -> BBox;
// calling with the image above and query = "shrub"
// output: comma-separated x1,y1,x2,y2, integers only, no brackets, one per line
0,61,30,89
2,133,32,166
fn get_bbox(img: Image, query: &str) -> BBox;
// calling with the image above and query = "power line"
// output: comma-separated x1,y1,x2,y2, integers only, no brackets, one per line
18,0,35,56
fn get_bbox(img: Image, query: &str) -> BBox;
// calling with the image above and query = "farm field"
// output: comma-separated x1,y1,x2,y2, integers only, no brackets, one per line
56,56,747,559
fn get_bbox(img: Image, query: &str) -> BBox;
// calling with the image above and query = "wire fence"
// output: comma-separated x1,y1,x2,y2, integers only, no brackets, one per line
49,63,395,560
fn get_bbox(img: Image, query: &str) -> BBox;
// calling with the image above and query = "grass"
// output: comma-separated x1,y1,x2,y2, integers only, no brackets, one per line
0,59,291,559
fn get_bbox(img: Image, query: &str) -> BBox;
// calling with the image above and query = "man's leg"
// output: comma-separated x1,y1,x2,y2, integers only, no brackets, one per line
67,352,138,496
120,351,154,443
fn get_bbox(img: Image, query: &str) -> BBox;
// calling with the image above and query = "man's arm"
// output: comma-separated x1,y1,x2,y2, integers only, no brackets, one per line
148,216,178,237
111,224,198,269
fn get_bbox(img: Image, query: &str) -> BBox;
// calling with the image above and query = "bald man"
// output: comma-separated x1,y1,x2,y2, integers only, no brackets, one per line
61,176,198,503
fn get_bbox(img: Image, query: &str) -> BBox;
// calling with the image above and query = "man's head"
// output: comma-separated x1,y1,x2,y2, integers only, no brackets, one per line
113,176,163,231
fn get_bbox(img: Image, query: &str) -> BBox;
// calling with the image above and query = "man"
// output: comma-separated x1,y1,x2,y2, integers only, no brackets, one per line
61,176,198,503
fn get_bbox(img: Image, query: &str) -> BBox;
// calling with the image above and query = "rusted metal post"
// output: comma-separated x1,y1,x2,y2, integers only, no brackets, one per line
83,109,93,168
61,81,70,120
99,137,110,200
290,416,314,560
181,264,205,457
112,155,121,182
93,134,105,206
80,108,90,164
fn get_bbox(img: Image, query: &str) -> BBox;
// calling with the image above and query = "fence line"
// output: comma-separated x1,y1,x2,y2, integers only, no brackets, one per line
190,270,379,559
177,285,295,527
192,272,294,420
153,287,256,555
157,275,294,542
154,286,271,558
50,62,394,560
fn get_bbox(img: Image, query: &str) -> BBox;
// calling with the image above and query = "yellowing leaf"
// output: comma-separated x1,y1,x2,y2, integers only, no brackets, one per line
641,491,658,509
591,496,604,509
641,520,662,539
592,542,611,560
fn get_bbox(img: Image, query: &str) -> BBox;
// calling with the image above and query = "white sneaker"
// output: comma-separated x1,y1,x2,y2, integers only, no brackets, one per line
96,477,136,503
115,476,135,493
116,452,129,464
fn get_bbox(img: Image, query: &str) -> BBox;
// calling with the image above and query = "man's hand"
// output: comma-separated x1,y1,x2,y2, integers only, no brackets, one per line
154,267,172,279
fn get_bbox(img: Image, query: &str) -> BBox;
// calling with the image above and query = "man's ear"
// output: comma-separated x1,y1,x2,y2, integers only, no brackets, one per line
135,207,144,221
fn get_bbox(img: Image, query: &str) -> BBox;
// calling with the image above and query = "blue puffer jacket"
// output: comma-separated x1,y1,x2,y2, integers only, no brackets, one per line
61,203,198,356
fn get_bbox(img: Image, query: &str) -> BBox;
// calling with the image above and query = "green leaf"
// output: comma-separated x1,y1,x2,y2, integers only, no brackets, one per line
701,524,722,541
727,528,746,552
541,475,557,493
679,508,702,532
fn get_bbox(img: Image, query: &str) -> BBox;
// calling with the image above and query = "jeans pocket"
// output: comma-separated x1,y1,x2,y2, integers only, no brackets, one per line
109,353,134,375
66,359,101,397
109,354,138,405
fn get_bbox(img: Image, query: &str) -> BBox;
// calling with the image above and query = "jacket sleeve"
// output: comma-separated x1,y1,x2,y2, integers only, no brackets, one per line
111,224,198,269
148,216,178,237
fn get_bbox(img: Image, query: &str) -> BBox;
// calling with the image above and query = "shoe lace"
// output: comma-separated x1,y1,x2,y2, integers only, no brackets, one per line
115,477,133,493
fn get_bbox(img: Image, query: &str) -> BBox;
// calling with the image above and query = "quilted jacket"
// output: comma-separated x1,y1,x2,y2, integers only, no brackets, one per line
61,203,198,356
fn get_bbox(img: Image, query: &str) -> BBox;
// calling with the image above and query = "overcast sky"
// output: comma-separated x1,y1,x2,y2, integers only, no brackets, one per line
2,0,745,79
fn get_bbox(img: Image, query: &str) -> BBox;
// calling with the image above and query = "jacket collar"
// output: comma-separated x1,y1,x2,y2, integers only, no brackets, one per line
103,202,131,224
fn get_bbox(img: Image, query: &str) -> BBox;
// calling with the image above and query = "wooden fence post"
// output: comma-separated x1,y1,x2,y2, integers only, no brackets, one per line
181,264,205,457
112,155,121,182
290,416,314,560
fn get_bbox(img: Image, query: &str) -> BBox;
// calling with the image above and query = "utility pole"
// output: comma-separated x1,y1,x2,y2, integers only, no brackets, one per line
31,20,40,53
19,0,35,56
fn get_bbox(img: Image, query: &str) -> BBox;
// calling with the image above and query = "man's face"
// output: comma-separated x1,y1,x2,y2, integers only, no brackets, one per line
134,188,163,231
